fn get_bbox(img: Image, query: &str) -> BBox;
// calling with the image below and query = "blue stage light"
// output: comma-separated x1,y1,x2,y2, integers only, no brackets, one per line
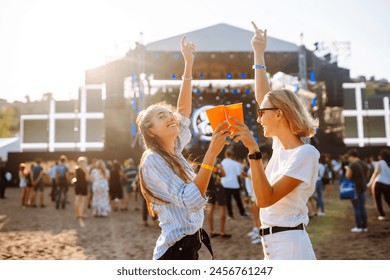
246,89,251,94
227,73,232,79
197,89,201,95
310,71,315,82
233,89,238,94
171,74,176,79
241,73,246,78
312,97,317,108
200,73,204,78
222,89,226,93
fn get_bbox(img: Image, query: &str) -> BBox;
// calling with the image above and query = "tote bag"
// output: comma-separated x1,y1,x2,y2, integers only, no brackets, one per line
339,178,357,200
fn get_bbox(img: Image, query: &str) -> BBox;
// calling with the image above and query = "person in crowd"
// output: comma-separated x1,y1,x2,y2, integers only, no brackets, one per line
74,157,89,219
109,160,124,211
18,163,29,206
55,155,69,210
346,149,369,232
315,154,327,216
122,158,138,211
245,165,262,245
87,158,97,209
137,37,228,260
206,158,231,239
228,22,319,259
90,159,111,217
31,158,46,207
221,148,248,219
47,162,58,202
0,159,7,199
367,149,390,221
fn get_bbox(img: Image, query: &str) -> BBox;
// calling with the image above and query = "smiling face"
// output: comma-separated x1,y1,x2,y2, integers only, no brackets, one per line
148,106,180,140
257,96,280,137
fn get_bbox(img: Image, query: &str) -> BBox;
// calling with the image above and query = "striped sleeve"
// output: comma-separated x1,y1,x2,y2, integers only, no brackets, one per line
176,115,192,153
142,154,206,212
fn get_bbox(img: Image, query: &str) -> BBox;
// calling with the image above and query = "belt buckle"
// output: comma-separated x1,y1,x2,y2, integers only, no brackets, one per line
259,228,264,237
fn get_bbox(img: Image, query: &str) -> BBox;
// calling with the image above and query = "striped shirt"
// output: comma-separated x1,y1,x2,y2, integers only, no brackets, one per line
141,116,206,260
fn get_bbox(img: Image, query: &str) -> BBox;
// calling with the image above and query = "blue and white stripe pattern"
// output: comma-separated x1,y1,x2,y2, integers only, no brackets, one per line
141,116,206,260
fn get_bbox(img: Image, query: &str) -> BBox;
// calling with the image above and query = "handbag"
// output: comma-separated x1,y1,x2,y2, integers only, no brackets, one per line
339,178,357,200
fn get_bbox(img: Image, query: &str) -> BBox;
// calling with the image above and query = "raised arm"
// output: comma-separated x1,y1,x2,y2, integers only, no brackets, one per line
177,36,196,117
251,21,270,106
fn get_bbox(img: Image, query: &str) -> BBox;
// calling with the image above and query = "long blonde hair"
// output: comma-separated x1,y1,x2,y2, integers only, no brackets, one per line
136,102,192,217
266,89,318,138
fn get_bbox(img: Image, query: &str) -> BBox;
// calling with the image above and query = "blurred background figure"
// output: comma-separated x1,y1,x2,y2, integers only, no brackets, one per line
74,157,89,219
367,149,390,221
55,155,69,210
91,159,111,217
109,160,123,211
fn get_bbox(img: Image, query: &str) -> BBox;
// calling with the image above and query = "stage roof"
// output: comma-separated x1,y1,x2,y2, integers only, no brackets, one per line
146,23,299,53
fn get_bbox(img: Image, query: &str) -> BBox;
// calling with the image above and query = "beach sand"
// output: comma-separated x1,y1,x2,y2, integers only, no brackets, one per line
0,185,389,260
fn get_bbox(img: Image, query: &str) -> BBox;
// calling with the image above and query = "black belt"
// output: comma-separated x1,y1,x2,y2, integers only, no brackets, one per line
259,223,304,237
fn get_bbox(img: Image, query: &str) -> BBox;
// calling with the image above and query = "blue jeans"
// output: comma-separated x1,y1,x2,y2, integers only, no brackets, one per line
55,177,68,209
351,192,367,229
315,180,324,212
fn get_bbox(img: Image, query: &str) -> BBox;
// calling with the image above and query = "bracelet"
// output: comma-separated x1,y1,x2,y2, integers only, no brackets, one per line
181,75,193,80
252,64,266,70
201,163,214,171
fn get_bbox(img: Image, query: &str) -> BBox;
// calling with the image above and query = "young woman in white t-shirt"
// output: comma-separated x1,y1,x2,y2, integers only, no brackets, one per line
229,22,319,260
367,149,390,220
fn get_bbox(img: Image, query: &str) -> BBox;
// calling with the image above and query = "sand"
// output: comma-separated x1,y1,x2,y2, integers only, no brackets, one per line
0,185,389,260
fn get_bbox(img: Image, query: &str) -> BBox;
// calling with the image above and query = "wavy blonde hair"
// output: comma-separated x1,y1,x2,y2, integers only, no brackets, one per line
266,89,318,138
136,102,192,217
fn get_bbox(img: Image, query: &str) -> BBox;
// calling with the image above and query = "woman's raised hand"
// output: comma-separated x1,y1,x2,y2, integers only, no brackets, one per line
181,36,196,65
251,21,267,54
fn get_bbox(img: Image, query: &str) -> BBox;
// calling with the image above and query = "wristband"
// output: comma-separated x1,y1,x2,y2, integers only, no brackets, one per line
252,64,266,70
181,76,193,80
201,163,214,171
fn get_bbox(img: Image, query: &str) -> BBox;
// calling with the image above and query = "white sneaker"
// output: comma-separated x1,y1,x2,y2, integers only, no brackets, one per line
351,227,363,233
251,236,262,245
378,216,386,221
247,227,258,238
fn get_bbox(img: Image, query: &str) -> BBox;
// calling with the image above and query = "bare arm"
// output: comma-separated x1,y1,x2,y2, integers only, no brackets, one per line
251,22,270,106
229,116,303,207
177,36,196,117
193,121,229,195
367,163,380,187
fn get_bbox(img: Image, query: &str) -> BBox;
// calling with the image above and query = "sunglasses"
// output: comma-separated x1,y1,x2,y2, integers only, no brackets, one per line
257,107,279,117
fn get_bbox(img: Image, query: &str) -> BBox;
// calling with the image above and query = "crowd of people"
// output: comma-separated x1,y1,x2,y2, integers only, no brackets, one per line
0,156,141,223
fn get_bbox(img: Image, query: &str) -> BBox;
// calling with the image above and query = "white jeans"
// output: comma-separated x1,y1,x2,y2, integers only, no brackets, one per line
261,228,316,260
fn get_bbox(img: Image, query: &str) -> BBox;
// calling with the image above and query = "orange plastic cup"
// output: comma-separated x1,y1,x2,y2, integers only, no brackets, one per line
205,103,244,132
225,103,244,131
206,106,228,131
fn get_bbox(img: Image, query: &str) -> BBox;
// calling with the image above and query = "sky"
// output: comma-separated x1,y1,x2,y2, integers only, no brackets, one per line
0,0,389,102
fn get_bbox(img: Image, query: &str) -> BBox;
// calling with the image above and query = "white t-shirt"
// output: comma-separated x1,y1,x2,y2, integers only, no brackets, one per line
245,168,253,197
221,158,241,189
376,160,390,185
261,137,320,228
317,163,326,182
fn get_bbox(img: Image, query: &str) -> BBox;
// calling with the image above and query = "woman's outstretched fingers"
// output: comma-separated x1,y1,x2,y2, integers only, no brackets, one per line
251,21,259,31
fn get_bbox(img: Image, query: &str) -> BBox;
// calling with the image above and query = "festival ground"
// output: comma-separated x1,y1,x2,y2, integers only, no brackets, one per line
0,183,389,260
